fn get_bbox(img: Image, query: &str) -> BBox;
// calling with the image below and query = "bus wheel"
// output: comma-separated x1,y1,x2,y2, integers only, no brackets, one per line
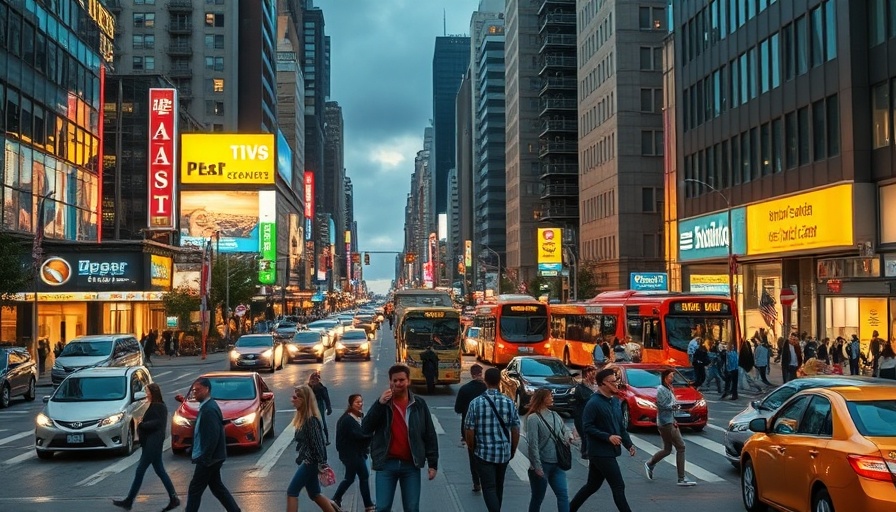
563,348,571,366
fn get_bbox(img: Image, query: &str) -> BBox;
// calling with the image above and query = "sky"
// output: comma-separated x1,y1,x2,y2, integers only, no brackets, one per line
317,0,481,295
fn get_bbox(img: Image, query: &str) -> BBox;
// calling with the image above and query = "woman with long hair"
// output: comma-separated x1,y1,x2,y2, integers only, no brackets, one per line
644,370,696,486
331,394,375,511
526,388,572,512
286,385,339,512
113,383,179,511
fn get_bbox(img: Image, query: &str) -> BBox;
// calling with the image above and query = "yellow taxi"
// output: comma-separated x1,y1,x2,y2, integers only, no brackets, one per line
740,384,896,512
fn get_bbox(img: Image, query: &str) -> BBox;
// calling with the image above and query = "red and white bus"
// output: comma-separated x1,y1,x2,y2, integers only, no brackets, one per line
550,291,740,367
473,294,550,366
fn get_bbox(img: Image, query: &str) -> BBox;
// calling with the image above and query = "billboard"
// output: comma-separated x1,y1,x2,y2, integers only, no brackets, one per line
147,88,177,229
150,255,172,289
276,130,292,187
36,252,144,292
258,190,277,284
180,134,275,185
630,272,668,291
537,228,562,272
678,208,746,261
179,190,260,252
288,213,302,273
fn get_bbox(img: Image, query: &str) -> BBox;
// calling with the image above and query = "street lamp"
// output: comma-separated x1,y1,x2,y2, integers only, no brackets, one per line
683,179,736,308
481,245,501,294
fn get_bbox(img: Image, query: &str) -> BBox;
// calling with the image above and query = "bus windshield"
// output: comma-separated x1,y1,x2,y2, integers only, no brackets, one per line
664,316,734,353
402,317,461,350
394,293,454,309
499,314,548,343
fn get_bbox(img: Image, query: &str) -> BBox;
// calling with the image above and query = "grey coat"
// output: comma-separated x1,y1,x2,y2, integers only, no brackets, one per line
654,385,677,426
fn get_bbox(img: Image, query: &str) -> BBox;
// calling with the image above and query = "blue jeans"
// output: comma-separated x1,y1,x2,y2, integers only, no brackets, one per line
333,454,373,507
287,462,322,499
124,449,177,503
374,459,421,512
528,462,569,512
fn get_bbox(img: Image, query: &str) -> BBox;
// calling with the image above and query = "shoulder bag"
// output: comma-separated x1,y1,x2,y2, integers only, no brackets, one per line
537,412,572,471
483,393,510,441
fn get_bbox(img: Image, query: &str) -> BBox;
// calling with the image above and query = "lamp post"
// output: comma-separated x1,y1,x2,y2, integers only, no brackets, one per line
481,245,501,294
32,190,55,372
683,179,736,308
214,232,231,342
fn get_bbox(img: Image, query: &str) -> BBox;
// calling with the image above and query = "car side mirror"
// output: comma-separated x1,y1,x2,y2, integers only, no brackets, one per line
750,400,761,410
133,391,147,401
507,371,520,379
261,391,274,401
174,394,185,403
748,417,768,433
42,396,51,403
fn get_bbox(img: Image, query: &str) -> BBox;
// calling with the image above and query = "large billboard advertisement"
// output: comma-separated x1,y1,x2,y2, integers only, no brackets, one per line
537,228,563,273
303,171,314,241
258,190,277,285
277,130,293,187
147,88,177,229
36,252,144,292
180,134,275,185
179,191,260,252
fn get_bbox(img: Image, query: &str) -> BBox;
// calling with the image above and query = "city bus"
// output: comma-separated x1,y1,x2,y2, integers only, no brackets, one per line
552,290,740,367
474,294,551,366
394,306,462,386
392,289,455,325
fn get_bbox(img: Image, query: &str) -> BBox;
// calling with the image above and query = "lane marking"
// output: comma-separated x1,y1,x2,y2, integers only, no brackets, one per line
3,450,36,465
430,413,446,435
628,434,725,483
151,370,173,378
247,424,296,478
705,423,728,434
77,437,172,486
0,430,34,446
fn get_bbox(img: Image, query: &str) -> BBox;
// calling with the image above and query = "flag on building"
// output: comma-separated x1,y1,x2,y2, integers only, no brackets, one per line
199,239,212,358
759,288,778,331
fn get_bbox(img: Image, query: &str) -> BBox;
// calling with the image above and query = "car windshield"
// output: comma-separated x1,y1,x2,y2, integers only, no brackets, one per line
189,377,257,401
59,341,113,357
356,315,374,322
760,384,799,410
520,358,569,377
53,376,127,401
342,331,367,340
846,401,896,437
235,336,272,348
293,332,322,344
625,368,690,388
402,318,461,349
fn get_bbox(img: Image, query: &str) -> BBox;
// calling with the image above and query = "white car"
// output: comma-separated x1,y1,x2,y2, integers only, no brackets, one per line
35,366,153,459
463,326,481,355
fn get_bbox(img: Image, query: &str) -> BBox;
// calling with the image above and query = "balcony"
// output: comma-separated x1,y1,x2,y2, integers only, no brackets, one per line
540,119,577,137
537,0,576,16
167,0,194,12
539,140,578,158
535,202,579,221
539,162,578,178
539,54,576,75
540,76,576,95
539,13,576,33
539,97,577,116
168,67,192,79
177,87,193,99
539,33,576,53
166,44,193,56
167,23,191,34
540,183,578,199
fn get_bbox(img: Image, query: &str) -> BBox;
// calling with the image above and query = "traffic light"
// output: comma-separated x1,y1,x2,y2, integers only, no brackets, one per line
364,253,370,265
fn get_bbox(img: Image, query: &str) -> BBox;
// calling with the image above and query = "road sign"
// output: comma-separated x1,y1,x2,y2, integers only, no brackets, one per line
234,304,248,317
779,288,796,306
539,270,559,277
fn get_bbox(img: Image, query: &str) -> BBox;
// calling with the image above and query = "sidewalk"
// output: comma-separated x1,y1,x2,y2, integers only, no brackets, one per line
36,351,230,388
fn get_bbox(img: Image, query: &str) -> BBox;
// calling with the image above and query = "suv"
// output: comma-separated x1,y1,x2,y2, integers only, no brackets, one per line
51,335,143,386
35,366,153,458
1,347,38,408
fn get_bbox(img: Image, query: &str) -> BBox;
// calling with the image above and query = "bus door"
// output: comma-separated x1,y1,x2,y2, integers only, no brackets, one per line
640,317,662,363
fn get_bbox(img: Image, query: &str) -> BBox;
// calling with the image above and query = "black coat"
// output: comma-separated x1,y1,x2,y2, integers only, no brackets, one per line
453,379,487,437
335,412,372,459
193,399,227,466
138,402,168,458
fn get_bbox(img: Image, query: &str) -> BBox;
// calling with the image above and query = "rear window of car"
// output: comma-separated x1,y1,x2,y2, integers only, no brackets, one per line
846,401,896,437
342,331,367,340
293,332,321,343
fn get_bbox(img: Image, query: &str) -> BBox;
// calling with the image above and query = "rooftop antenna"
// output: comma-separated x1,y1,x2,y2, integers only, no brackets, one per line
443,9,446,36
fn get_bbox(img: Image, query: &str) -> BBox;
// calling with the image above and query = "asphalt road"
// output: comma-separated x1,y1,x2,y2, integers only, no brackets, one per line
0,328,763,511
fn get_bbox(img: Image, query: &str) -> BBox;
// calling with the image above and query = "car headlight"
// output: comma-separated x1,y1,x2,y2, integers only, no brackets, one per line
729,422,750,432
635,397,656,409
313,343,324,352
361,342,369,350
694,399,707,408
286,344,298,354
523,384,537,394
232,412,257,426
36,413,53,428
230,350,240,360
261,349,273,358
336,342,346,350
98,413,125,427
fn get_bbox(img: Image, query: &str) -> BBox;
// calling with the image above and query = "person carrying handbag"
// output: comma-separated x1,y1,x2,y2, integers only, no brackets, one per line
525,388,573,512
644,370,696,487
286,385,341,512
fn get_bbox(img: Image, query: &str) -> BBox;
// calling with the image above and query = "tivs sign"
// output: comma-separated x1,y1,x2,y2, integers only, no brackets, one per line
147,89,178,230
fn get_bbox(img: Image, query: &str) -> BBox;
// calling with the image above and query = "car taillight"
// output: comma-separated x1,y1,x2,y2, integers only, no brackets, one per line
847,454,896,482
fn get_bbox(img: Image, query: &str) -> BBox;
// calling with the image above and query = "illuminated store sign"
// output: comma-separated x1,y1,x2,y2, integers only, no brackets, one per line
180,134,275,185
147,89,178,230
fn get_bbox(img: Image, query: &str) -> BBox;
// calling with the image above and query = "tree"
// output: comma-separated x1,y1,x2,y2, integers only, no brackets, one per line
161,286,199,330
576,264,601,301
0,234,34,306
210,254,258,334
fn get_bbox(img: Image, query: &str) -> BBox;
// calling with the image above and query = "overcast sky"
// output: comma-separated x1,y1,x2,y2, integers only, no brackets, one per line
316,0,481,295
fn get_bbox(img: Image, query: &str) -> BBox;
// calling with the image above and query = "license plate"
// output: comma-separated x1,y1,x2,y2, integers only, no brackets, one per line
674,413,691,420
518,347,533,353
243,360,256,365
66,434,84,444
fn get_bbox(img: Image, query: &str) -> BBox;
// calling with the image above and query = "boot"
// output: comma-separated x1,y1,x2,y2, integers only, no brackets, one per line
161,494,180,511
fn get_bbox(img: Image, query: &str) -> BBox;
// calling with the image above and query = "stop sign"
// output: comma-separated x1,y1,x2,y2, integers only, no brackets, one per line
234,304,248,317
780,288,796,306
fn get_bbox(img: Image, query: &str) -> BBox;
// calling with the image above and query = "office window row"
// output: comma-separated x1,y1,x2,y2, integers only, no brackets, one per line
781,2,837,81
577,0,609,32
580,50,614,100
133,34,155,49
682,0,779,63
869,80,896,149
639,6,666,31
641,130,664,156
205,13,225,28
582,188,615,225
581,132,615,175
132,56,155,71
580,91,614,137
683,94,839,198
133,13,155,29
869,0,896,47
639,46,663,71
205,34,225,50
578,9,613,66
205,56,224,72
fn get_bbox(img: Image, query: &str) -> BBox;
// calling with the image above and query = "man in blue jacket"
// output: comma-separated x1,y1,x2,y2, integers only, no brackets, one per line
569,368,636,512
184,377,241,512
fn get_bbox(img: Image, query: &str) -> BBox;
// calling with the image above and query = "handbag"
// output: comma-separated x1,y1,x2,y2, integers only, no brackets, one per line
318,464,337,487
537,412,572,471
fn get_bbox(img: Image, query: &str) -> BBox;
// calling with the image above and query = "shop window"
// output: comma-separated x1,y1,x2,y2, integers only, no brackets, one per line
874,82,891,149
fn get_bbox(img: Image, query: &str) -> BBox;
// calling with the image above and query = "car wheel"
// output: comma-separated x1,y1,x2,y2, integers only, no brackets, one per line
741,458,767,512
255,420,264,449
36,449,53,460
0,384,10,408
621,403,631,431
515,390,527,414
119,425,135,456
24,377,36,401
813,487,834,512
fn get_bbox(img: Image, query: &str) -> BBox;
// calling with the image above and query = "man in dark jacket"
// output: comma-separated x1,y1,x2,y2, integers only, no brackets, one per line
184,377,241,512
781,333,804,382
569,368,636,512
362,364,439,512
420,346,440,394
454,364,487,492
309,371,332,443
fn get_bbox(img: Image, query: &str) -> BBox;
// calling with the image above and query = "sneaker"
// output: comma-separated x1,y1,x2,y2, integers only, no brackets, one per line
111,500,132,511
644,462,654,480
677,478,697,487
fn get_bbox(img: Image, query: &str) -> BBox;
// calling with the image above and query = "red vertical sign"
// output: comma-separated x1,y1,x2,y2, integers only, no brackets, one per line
303,171,315,219
147,88,178,230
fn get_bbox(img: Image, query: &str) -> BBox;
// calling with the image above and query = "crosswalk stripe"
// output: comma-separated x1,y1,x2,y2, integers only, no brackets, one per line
151,370,173,378
431,413,446,435
628,434,725,483
0,430,34,446
77,437,172,486
3,449,36,465
685,435,727,456
247,424,296,478
705,423,727,434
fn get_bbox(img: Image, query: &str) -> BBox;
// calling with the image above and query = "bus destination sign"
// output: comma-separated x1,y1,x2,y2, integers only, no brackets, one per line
423,311,447,318
508,305,541,313
671,301,730,314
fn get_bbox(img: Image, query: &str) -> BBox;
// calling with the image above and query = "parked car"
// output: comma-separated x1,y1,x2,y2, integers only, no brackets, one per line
35,366,153,459
286,330,333,363
335,328,371,361
352,314,377,339
500,356,578,414
462,326,481,356
724,375,887,467
0,347,37,408
51,334,143,386
740,383,896,512
229,334,285,372
171,372,275,452
611,364,708,431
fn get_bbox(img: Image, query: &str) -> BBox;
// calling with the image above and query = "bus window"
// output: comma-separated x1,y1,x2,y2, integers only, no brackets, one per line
643,318,661,349
664,317,734,353
601,315,617,338
627,315,643,343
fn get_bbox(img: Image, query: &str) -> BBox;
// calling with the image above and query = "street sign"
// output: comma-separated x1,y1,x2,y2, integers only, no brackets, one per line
779,288,796,306
539,270,559,277
234,304,248,317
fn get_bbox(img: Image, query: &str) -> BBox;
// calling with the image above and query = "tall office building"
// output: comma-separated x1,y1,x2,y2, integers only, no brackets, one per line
577,1,667,290
432,36,471,218
401,128,435,288
323,101,345,285
672,1,892,340
455,67,475,290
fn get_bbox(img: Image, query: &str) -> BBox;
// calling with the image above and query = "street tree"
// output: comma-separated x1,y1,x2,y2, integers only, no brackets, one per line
161,286,199,330
0,234,34,306
210,255,258,334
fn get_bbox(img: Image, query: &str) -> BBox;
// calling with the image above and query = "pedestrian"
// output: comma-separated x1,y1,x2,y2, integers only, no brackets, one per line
569,368,636,512
781,333,803,382
113,383,180,511
144,331,157,367
847,334,862,375
309,371,333,444
361,364,439,512
37,340,48,374
644,370,696,487
163,330,174,358
286,385,339,512
526,388,573,512
817,337,830,365
738,340,764,393
753,340,772,386
592,341,606,366
719,343,739,400
572,365,599,457
831,336,844,368
687,326,702,365
702,342,723,394
332,394,375,511
869,330,884,377
454,364,487,492
184,377,241,512
420,346,439,394
691,341,709,389
464,368,520,512
803,336,818,360
879,341,896,379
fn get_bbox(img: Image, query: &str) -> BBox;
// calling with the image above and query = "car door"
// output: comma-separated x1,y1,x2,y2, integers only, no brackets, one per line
257,375,274,428
779,395,832,512
757,395,811,508
131,370,151,433
7,351,25,396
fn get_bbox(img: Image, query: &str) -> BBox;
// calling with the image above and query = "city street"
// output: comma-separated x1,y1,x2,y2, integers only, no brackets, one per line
0,327,762,512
